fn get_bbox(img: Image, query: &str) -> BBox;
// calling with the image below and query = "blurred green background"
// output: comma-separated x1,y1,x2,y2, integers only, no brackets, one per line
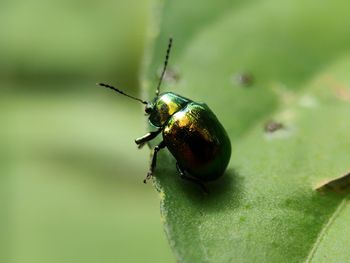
1,0,174,262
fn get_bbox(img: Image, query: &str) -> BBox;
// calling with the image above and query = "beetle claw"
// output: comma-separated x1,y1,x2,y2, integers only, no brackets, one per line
143,172,153,184
138,142,146,149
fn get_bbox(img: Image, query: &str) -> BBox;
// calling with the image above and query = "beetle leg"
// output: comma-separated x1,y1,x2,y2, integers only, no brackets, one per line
135,129,162,149
176,163,209,194
144,141,166,183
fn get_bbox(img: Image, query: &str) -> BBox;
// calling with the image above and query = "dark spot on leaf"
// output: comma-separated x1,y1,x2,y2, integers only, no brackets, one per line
316,172,350,194
232,72,254,87
264,120,284,133
333,85,350,102
324,75,350,102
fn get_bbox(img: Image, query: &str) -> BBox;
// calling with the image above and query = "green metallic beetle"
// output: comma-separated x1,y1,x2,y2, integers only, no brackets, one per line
98,38,231,191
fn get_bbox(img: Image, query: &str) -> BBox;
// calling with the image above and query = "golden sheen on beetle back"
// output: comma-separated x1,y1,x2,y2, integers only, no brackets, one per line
163,102,231,181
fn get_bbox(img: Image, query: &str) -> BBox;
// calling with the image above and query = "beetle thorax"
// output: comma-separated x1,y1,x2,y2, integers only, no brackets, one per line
148,92,191,127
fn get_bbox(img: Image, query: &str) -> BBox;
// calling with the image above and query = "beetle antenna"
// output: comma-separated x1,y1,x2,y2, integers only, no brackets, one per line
155,37,173,97
97,83,148,105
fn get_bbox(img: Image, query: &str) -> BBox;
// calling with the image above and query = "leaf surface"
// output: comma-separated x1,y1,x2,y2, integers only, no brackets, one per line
142,1,350,262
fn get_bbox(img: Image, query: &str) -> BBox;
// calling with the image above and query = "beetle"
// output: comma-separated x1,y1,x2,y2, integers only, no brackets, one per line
98,38,231,191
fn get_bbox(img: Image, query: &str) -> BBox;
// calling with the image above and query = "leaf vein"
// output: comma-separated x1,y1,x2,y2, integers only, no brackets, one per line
304,195,349,263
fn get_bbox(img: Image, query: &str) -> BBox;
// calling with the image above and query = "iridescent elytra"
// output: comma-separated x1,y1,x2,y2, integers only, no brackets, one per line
98,38,231,191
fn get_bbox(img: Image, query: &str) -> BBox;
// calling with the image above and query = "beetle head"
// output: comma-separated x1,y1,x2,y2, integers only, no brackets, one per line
145,92,190,127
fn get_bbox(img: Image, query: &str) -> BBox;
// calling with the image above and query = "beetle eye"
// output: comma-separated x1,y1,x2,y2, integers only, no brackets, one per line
145,105,152,114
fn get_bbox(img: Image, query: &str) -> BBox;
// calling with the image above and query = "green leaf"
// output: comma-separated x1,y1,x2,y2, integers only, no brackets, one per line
308,197,350,263
142,0,350,262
